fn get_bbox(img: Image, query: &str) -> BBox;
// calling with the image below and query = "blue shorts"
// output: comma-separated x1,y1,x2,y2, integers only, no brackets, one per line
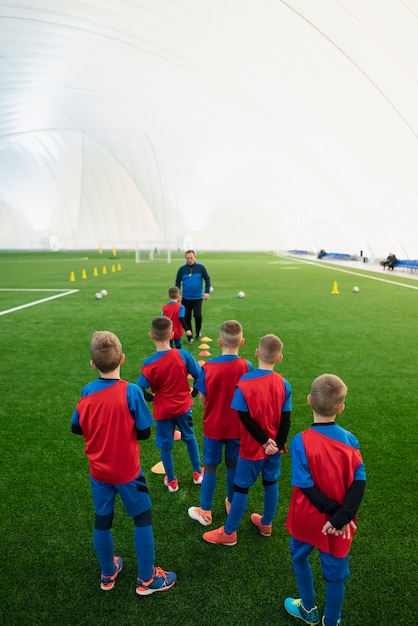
203,436,239,465
290,537,350,583
234,454,282,489
156,411,195,450
90,469,152,518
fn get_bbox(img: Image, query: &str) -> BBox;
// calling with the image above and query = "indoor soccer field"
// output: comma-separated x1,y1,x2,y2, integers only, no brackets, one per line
1,250,416,626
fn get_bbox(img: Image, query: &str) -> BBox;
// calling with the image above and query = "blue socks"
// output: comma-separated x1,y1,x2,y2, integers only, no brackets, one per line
134,525,154,582
94,529,115,575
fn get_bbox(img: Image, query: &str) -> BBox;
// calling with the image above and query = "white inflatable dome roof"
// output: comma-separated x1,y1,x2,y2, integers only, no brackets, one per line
1,1,417,258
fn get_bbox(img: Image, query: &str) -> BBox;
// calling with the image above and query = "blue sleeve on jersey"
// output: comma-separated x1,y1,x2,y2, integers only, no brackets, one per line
283,378,292,412
71,409,80,425
180,350,202,379
136,373,150,388
127,383,154,430
179,304,185,317
289,434,314,488
194,367,206,394
354,461,366,480
231,386,248,411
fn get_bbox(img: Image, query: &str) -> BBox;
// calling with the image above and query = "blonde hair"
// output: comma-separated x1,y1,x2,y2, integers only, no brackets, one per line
310,374,347,417
90,331,122,373
258,334,283,363
220,320,243,348
151,316,172,341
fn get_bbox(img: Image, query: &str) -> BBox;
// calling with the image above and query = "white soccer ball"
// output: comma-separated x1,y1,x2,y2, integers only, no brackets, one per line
210,286,214,292
101,289,108,296
352,286,359,293
237,291,245,298
95,292,103,299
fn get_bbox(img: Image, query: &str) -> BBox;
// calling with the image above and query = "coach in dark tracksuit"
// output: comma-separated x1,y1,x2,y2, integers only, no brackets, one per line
175,250,211,343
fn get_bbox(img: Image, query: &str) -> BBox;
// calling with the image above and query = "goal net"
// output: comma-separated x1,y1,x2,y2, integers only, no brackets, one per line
135,241,174,263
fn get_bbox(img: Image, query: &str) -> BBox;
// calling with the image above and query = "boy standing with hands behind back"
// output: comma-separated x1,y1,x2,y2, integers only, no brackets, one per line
284,374,366,626
203,334,292,545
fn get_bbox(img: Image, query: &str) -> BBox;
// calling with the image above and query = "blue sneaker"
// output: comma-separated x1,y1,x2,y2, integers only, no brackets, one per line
136,566,177,595
101,556,123,591
284,598,320,624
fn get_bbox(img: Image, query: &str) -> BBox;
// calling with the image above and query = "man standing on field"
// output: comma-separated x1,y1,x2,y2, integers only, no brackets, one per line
175,250,211,343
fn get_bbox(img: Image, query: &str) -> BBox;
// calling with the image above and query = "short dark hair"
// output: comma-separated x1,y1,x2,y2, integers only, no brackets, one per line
151,316,172,341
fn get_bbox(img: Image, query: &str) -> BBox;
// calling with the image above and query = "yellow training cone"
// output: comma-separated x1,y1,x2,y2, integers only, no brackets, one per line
69,271,75,282
117,263,122,271
331,281,339,294
111,264,116,273
102,266,107,275
151,461,165,475
201,337,212,342
81,269,87,279
93,267,98,277
199,344,210,350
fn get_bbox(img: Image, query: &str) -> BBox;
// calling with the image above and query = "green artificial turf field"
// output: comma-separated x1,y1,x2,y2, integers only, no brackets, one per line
1,250,417,625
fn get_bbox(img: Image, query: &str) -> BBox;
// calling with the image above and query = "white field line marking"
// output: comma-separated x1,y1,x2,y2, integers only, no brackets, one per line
0,289,79,316
281,258,418,291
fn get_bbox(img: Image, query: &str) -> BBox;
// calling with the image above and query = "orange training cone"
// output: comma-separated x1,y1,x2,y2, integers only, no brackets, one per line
199,350,211,357
331,281,339,294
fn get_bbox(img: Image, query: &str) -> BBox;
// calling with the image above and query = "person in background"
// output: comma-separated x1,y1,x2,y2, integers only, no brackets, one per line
175,250,211,343
381,252,397,270
71,330,176,595
284,374,366,626
161,286,191,348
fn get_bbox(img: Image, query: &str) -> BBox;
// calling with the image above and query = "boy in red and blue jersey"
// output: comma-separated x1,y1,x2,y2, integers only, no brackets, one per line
284,374,366,626
161,286,192,348
137,316,203,492
188,320,253,526
203,334,291,545
71,331,176,595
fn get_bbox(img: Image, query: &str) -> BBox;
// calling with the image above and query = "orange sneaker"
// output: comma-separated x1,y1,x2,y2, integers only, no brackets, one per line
188,506,212,526
100,556,123,591
202,525,237,546
251,513,272,536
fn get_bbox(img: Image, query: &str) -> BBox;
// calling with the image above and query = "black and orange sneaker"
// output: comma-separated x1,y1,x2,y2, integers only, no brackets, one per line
101,556,123,591
136,566,177,596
